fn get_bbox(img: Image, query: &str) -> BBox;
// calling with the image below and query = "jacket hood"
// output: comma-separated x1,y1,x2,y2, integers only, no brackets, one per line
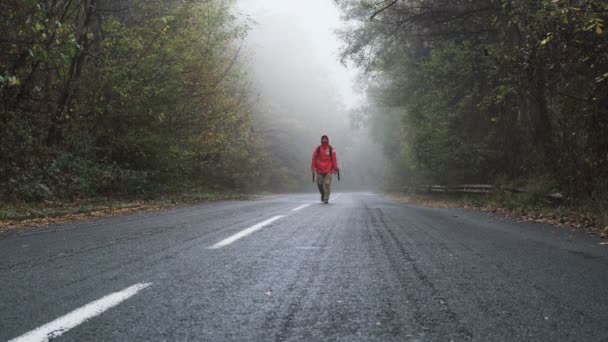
321,135,329,144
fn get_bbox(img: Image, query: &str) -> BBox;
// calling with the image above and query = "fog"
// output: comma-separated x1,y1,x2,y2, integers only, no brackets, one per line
236,0,386,191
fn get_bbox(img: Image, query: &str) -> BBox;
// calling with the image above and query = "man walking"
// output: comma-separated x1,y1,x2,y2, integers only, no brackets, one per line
311,135,339,204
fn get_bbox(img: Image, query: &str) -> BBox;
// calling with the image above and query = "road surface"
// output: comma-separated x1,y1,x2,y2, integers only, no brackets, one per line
1,192,607,341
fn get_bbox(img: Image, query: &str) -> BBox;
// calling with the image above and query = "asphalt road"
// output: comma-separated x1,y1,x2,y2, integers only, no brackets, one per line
1,192,608,341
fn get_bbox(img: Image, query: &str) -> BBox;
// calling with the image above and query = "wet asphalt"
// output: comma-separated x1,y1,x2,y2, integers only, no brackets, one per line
1,192,608,341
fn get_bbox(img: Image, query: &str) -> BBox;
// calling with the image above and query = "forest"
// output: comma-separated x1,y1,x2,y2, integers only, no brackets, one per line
336,0,608,207
1,0,273,201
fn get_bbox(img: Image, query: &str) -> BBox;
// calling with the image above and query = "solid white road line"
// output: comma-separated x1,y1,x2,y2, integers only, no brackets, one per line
8,283,151,342
208,215,284,249
291,204,311,211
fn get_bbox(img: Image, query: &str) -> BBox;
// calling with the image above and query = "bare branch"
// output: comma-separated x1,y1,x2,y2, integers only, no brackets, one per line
212,42,243,89
370,0,399,20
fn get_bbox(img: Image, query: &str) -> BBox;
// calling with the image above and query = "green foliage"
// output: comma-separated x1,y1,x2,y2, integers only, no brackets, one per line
0,0,262,202
336,0,608,198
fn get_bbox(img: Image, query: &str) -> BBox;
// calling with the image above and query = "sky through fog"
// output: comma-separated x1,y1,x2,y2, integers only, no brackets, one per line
236,0,361,110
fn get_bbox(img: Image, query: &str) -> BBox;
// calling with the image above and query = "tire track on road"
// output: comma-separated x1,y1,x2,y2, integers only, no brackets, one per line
403,212,591,328
367,206,474,340
257,218,334,341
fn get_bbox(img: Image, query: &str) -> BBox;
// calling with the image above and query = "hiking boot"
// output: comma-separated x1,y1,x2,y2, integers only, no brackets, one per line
324,199,329,204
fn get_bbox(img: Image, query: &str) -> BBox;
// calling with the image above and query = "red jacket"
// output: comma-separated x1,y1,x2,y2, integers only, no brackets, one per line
311,143,338,174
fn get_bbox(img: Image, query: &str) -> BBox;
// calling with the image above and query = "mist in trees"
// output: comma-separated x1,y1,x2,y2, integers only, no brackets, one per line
0,0,386,202
237,0,386,192
10,0,601,203
335,0,608,200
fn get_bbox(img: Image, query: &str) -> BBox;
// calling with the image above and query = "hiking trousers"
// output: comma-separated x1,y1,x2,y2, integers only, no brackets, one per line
316,173,332,202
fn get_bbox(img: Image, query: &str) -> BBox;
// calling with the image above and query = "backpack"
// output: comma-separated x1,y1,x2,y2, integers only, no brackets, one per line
317,145,332,160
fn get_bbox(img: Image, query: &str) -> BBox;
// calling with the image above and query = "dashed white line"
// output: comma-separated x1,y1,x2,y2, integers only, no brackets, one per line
208,215,284,249
8,283,151,342
291,204,311,211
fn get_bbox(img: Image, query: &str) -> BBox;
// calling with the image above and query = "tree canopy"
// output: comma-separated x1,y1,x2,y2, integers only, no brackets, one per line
1,0,262,200
336,0,608,198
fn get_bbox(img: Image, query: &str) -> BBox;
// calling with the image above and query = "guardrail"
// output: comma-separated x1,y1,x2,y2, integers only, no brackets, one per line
390,184,564,202
420,184,494,193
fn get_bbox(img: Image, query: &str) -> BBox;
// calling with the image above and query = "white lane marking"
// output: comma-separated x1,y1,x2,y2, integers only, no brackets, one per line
208,215,284,249
291,204,311,211
9,283,151,342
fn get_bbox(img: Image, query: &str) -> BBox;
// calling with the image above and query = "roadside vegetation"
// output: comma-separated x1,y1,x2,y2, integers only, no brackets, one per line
1,0,262,202
0,0,299,223
336,0,608,229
